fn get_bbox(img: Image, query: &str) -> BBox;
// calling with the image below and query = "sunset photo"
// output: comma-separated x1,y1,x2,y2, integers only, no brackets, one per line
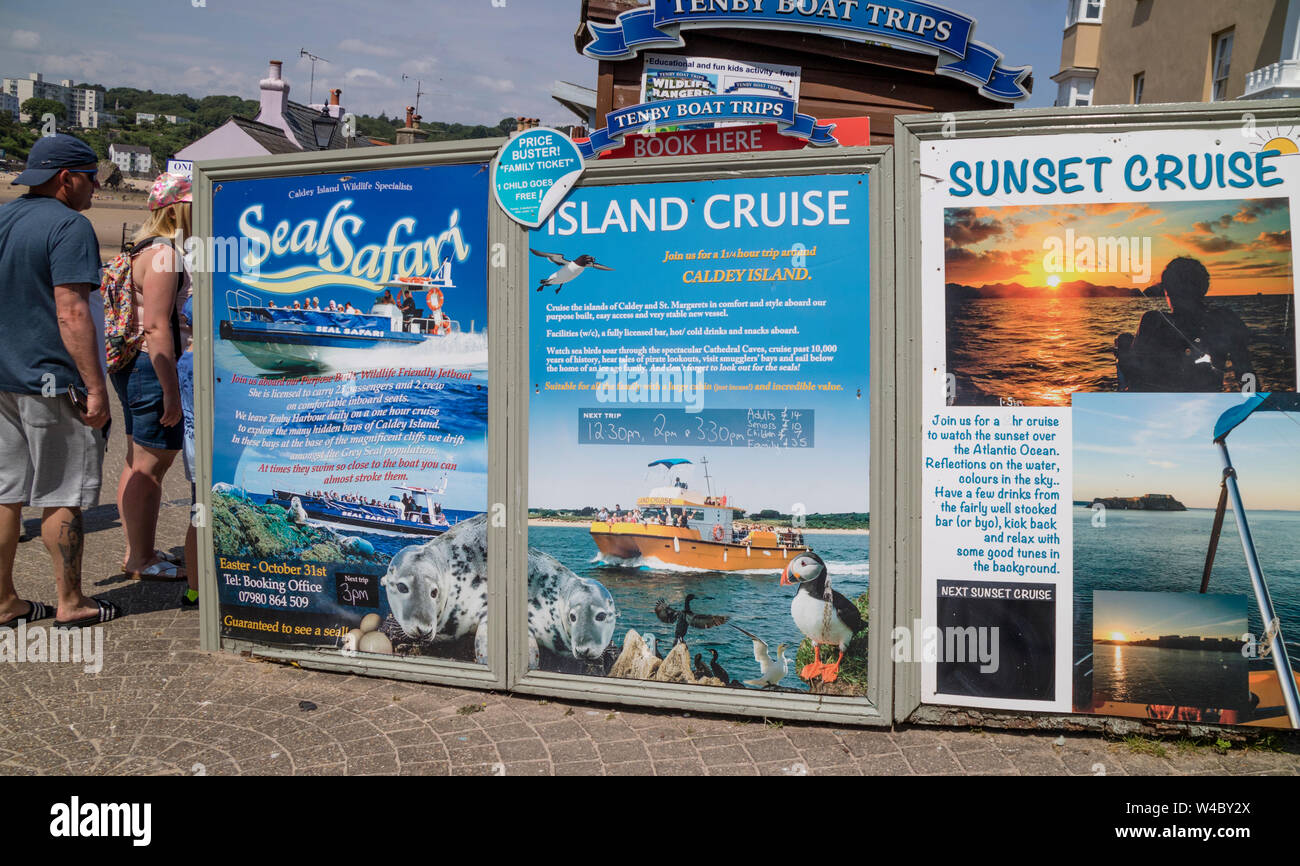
944,198,1297,406
1083,591,1247,720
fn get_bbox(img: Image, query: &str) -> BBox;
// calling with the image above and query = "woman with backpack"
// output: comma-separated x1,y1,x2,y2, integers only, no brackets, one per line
106,172,192,584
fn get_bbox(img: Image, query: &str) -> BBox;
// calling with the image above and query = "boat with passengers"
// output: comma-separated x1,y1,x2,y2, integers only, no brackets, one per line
589,458,810,571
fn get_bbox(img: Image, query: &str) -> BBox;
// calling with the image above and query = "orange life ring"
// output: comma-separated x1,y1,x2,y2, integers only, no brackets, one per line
426,287,444,313
712,525,723,542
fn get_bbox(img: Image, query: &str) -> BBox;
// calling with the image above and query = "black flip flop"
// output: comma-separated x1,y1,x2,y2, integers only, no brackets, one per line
0,600,53,629
54,598,122,629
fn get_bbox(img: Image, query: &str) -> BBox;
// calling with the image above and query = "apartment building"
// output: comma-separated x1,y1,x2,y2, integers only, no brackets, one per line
1053,0,1299,106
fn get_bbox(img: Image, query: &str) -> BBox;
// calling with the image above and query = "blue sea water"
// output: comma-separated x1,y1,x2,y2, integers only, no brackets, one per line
529,525,869,690
1073,507,1300,664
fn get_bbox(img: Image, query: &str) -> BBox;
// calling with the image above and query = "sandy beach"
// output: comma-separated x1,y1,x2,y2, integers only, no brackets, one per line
527,517,868,535
0,170,150,261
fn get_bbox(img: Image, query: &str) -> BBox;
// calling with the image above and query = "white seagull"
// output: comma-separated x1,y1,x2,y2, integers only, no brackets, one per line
731,624,790,688
531,249,614,293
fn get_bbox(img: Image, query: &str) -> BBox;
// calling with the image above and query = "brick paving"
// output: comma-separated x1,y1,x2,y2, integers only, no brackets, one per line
2,401,1299,776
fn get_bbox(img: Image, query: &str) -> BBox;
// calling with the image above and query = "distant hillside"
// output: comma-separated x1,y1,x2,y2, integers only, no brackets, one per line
947,280,1147,301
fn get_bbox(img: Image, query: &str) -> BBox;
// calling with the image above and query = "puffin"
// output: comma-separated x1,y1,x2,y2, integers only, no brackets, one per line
530,249,614,293
708,648,730,685
730,624,789,688
781,551,865,684
654,594,727,645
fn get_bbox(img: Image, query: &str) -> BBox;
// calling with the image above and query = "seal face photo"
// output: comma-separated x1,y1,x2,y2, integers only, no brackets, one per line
381,515,489,649
527,549,617,662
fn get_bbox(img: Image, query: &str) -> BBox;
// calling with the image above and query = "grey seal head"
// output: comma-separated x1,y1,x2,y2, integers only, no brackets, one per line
527,548,617,661
382,516,488,645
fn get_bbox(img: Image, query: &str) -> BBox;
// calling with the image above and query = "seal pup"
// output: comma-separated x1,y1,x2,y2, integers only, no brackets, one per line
527,548,617,666
381,514,489,661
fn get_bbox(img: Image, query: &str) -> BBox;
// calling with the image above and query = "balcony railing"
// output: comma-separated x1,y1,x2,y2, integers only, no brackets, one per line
1245,59,1300,98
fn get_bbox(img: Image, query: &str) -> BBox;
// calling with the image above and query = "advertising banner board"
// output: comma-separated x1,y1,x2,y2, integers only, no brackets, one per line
197,150,497,678
896,100,1300,729
512,148,895,724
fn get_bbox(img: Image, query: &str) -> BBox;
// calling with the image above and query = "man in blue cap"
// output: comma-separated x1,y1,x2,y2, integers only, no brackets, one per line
0,133,120,629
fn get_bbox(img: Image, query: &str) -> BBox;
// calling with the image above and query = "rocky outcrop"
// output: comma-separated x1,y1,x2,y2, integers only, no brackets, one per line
610,630,661,680
610,631,725,687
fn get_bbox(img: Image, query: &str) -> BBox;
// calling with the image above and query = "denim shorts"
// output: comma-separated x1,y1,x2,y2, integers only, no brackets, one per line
111,352,183,451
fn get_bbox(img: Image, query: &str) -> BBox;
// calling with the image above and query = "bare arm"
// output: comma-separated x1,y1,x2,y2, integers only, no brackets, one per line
53,282,110,428
138,245,182,427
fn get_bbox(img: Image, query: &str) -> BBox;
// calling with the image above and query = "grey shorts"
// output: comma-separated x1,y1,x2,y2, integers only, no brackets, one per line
0,390,105,509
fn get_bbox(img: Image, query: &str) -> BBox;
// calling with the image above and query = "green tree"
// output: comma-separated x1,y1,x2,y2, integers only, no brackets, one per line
20,97,65,121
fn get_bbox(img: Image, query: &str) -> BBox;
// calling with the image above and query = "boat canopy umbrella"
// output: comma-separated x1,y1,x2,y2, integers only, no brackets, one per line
1213,392,1300,442
1203,392,1300,727
647,459,692,468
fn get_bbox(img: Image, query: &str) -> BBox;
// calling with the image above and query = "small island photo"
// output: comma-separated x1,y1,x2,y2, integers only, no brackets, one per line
944,198,1296,406
1072,393,1300,727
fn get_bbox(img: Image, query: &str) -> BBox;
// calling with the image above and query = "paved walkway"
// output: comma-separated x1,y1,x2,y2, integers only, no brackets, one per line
3,402,1298,776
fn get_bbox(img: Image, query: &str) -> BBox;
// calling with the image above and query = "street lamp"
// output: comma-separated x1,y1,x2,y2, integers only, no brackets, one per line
311,107,336,150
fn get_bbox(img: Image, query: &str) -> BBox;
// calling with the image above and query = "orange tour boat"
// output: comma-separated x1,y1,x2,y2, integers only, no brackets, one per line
589,458,810,572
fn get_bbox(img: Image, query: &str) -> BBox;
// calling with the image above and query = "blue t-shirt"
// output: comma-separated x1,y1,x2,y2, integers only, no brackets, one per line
0,194,102,394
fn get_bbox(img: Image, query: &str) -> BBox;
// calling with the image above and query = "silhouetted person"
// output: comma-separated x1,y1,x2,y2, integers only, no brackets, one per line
1115,257,1255,392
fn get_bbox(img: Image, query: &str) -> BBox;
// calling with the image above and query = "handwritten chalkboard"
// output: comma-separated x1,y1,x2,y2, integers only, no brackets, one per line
336,572,380,609
577,408,813,448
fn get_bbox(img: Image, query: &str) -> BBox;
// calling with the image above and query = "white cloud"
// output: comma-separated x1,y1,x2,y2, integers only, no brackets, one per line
10,30,40,51
400,57,439,76
338,38,398,58
344,67,396,88
471,75,515,94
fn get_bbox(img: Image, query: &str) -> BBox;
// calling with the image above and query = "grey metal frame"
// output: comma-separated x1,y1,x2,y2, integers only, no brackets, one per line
192,139,511,691
893,98,1300,727
505,146,896,725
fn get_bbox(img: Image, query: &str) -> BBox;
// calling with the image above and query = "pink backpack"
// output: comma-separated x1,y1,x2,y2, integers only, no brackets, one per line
102,237,180,373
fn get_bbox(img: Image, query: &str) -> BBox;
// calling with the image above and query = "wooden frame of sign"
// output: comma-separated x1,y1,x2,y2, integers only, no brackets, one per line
505,145,896,725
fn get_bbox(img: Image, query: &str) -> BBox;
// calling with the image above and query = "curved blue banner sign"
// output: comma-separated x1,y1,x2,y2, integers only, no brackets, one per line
579,94,838,159
584,0,1030,103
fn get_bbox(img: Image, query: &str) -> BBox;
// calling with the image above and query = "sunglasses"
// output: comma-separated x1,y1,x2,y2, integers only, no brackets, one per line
66,169,100,185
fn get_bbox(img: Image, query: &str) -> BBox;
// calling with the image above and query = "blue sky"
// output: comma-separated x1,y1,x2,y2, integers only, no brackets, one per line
1093,590,1247,641
1074,393,1300,511
0,0,1065,125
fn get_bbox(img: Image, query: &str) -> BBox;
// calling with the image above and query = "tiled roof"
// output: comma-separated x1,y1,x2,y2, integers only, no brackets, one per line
229,115,301,154
110,143,151,154
282,100,375,150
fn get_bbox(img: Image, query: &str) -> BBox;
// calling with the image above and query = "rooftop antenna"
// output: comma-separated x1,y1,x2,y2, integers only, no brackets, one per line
401,74,427,117
298,48,329,106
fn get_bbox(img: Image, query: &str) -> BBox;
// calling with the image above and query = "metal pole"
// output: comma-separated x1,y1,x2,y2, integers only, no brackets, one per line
1217,440,1300,727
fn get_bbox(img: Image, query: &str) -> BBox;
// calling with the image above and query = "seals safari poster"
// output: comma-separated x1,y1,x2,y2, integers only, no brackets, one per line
207,164,491,663
526,173,872,697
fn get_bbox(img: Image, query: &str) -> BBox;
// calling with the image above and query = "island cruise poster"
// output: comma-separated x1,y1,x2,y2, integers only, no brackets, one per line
525,172,873,698
918,123,1300,725
207,163,491,662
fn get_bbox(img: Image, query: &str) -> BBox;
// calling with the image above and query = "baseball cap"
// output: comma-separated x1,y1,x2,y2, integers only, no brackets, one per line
148,171,193,210
12,133,99,186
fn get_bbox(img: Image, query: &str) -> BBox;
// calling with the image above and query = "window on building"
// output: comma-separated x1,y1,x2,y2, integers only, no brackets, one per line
1133,72,1145,105
1073,79,1094,106
1066,0,1104,26
1211,29,1234,100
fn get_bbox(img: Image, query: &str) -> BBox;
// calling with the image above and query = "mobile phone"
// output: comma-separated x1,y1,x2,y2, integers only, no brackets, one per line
67,386,87,414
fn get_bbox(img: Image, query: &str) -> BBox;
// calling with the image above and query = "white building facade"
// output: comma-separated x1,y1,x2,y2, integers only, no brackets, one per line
2,72,108,126
108,143,152,175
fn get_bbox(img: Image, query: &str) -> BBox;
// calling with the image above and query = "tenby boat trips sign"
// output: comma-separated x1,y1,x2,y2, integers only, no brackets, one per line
584,0,1031,103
